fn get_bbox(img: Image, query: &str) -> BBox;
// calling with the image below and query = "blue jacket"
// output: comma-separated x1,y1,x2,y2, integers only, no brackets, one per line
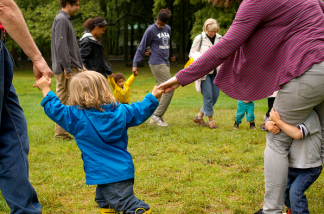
41,91,159,185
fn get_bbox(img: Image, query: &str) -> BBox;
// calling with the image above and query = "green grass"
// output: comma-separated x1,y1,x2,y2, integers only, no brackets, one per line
0,64,323,213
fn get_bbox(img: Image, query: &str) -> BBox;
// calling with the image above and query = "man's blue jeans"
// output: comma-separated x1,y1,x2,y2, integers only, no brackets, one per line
200,72,220,117
95,179,150,214
0,41,42,213
285,166,322,214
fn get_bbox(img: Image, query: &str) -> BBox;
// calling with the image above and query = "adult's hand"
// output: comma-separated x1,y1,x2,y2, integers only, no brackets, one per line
32,57,53,88
132,67,138,76
64,70,72,79
158,76,180,93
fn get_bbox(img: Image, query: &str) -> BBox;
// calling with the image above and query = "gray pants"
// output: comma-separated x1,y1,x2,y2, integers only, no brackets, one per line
263,61,324,213
149,64,174,117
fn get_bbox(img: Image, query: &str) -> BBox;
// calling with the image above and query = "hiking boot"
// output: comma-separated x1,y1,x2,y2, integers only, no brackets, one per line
100,206,118,214
150,115,168,126
193,115,208,127
135,208,152,214
234,121,239,129
250,122,256,130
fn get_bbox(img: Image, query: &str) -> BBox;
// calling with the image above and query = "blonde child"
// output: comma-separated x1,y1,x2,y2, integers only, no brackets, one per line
108,72,136,104
36,71,164,214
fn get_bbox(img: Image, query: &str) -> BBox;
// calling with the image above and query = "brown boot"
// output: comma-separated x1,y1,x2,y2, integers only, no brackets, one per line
193,115,208,127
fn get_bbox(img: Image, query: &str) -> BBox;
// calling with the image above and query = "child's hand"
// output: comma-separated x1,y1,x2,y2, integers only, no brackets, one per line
270,108,281,123
36,76,51,89
36,76,52,97
152,86,164,99
265,120,280,134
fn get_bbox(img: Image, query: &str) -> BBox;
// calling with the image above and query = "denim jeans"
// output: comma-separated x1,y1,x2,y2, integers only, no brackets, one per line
235,100,255,124
200,72,220,117
285,166,322,214
0,41,42,213
95,179,150,214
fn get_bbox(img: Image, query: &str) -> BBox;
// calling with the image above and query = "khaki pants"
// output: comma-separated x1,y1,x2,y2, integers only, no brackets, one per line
149,64,174,117
54,67,83,137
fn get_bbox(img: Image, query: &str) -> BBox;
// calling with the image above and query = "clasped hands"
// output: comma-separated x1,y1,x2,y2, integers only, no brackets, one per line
265,108,281,134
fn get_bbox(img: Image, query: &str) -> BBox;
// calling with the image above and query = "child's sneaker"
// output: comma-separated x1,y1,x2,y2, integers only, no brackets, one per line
234,121,239,129
100,206,118,214
150,115,168,126
250,122,256,129
135,208,152,214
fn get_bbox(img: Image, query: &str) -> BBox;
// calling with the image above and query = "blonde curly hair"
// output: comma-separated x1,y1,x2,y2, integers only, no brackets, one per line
69,71,116,111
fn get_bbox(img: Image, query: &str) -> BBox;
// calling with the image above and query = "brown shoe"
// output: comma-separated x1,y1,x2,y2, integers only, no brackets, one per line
209,121,218,129
193,115,208,127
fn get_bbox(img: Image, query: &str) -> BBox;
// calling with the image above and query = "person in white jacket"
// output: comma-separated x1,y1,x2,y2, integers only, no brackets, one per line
189,19,222,129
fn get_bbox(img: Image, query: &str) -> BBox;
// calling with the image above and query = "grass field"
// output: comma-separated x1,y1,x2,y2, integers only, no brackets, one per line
0,63,323,213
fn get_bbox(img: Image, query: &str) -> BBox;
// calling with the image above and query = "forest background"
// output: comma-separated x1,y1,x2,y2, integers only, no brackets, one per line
9,0,239,67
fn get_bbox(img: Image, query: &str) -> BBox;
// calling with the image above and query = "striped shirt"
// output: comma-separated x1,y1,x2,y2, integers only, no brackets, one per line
176,0,324,101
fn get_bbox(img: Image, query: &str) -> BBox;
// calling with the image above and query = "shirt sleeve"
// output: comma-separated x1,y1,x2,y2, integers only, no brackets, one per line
175,1,263,86
108,76,116,90
296,123,309,140
40,91,81,135
124,74,136,88
318,0,324,12
189,34,202,57
260,119,270,131
54,18,73,74
124,93,159,128
133,28,152,67
104,61,113,75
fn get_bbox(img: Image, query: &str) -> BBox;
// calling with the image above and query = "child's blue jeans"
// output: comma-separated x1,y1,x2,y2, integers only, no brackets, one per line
95,179,150,214
235,100,255,124
285,166,322,214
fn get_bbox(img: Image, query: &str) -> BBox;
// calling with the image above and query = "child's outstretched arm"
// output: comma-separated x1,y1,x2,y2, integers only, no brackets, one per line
124,86,164,128
270,108,302,139
107,74,116,90
124,73,136,88
36,76,51,97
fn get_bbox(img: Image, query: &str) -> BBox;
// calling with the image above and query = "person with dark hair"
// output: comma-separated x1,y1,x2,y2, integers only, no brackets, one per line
159,0,324,213
132,8,173,127
108,72,136,104
80,17,113,78
51,0,85,140
0,0,53,213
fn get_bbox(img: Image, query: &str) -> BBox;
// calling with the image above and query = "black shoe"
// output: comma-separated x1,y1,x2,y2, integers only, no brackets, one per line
234,121,239,129
254,209,263,214
250,122,256,130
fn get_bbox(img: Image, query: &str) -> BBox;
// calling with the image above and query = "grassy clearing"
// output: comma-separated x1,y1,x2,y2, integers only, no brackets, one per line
0,63,323,213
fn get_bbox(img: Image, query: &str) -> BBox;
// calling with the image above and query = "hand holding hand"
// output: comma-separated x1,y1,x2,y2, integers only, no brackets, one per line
32,57,53,87
64,70,73,79
108,73,113,78
132,67,138,76
270,108,281,123
265,120,280,134
36,76,51,90
152,86,164,99
158,76,180,93
145,50,151,57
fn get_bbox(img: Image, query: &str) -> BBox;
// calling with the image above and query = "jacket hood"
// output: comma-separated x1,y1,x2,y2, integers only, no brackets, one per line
80,33,96,41
83,103,126,142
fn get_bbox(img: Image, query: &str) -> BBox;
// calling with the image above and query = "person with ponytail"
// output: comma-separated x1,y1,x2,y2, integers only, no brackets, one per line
80,17,113,78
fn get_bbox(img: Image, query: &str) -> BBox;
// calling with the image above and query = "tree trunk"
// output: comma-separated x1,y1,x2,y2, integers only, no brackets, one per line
100,0,109,61
115,0,120,56
179,0,185,63
123,3,129,61
130,24,134,60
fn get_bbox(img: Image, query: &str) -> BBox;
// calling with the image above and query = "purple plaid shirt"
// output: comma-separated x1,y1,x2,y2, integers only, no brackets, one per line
176,0,324,101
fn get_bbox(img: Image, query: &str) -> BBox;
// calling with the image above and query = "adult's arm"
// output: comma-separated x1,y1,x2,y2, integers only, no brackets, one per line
0,0,52,79
175,1,263,87
54,18,73,74
80,39,91,69
132,28,152,67
189,34,202,57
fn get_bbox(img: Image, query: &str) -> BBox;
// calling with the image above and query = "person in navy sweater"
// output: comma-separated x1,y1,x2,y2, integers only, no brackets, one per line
133,9,173,127
36,71,164,214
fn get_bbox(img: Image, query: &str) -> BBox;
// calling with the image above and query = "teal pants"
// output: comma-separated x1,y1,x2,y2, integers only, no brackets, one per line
235,100,255,124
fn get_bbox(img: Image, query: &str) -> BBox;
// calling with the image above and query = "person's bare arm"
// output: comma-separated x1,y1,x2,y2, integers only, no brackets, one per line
270,108,302,139
0,0,52,80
